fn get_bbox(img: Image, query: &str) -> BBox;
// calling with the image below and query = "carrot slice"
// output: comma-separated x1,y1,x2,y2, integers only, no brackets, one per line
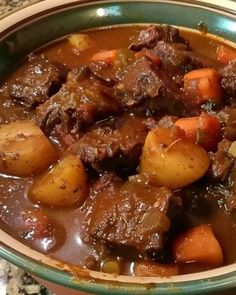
90,50,118,64
216,45,236,65
134,261,178,277
173,224,223,265
175,114,221,151
135,50,161,66
184,68,221,104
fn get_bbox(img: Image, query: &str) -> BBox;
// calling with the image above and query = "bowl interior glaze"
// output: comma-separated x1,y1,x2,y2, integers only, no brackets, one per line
0,1,236,294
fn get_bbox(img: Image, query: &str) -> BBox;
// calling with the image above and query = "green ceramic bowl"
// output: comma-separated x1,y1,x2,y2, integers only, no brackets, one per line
0,1,236,294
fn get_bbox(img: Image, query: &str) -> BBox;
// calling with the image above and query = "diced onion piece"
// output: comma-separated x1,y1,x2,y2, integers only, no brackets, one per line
29,155,88,207
228,141,236,157
69,34,94,52
137,207,170,235
0,120,57,176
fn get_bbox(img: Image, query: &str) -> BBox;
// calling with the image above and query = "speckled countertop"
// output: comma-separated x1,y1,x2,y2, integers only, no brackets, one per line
0,259,54,295
0,0,42,16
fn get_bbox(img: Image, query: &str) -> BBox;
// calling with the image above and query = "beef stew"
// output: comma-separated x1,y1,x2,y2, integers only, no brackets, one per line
0,25,236,277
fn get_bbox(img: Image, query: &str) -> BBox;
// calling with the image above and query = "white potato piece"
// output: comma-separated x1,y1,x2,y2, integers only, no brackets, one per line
0,121,57,176
69,34,94,52
140,128,210,189
29,155,88,207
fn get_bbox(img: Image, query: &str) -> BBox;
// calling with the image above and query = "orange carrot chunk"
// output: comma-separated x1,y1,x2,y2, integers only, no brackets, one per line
173,224,223,265
184,68,221,104
175,114,221,151
134,261,178,277
90,50,119,64
135,50,161,66
216,45,236,65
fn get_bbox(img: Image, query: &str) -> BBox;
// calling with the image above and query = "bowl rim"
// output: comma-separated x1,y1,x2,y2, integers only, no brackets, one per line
2,230,236,294
0,0,236,294
0,0,236,35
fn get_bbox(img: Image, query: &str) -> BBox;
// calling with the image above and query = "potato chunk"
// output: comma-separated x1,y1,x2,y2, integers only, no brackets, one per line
140,127,210,189
69,34,94,52
29,155,88,207
0,121,57,176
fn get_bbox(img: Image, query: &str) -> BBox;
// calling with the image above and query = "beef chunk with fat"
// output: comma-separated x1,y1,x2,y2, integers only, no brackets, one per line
115,56,189,114
220,61,236,98
8,55,67,108
129,26,214,74
152,41,216,73
87,175,172,252
129,25,187,51
115,57,163,106
210,139,234,182
70,115,149,172
153,41,189,71
146,67,187,113
37,66,120,135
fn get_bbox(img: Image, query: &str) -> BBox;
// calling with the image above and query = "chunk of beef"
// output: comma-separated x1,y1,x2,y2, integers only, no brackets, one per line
220,61,236,98
115,56,190,115
70,115,149,171
92,172,122,194
129,25,187,51
144,69,196,116
40,106,62,135
226,165,236,212
129,26,214,74
87,175,172,252
115,57,163,106
210,139,234,182
37,67,120,134
89,61,119,86
153,41,215,72
8,55,67,108
150,68,187,109
153,41,189,70
219,107,236,141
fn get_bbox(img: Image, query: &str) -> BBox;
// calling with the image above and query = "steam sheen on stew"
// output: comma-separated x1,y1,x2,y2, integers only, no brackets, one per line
0,25,236,277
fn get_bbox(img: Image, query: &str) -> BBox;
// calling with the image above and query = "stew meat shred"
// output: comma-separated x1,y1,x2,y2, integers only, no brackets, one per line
0,25,236,276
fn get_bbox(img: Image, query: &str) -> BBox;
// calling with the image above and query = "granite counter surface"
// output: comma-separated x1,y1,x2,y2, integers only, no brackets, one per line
0,0,42,16
0,259,53,295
